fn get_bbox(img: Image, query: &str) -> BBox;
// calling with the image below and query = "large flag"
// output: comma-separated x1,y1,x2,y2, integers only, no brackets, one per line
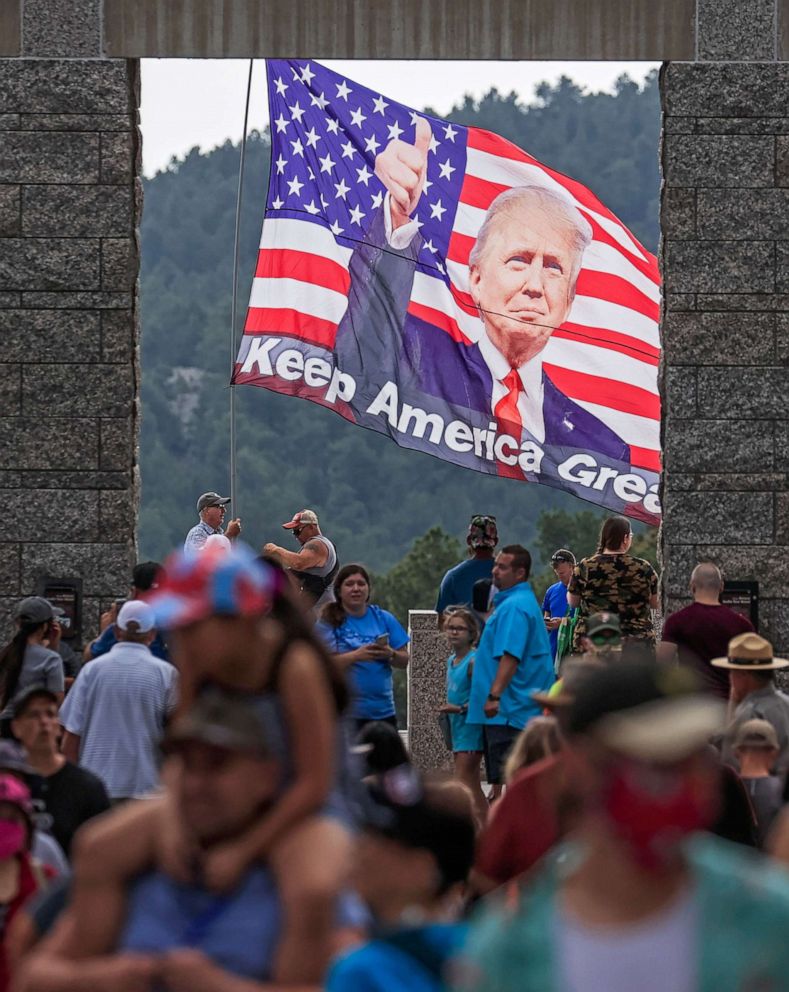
232,60,662,523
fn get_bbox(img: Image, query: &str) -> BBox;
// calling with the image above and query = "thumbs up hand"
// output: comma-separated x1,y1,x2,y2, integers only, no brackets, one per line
374,117,432,231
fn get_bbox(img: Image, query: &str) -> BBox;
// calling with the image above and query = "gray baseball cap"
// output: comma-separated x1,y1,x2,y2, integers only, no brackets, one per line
14,597,63,625
196,492,231,513
164,687,275,760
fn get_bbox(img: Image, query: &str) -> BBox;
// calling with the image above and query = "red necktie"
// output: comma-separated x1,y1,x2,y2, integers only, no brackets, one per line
494,369,526,480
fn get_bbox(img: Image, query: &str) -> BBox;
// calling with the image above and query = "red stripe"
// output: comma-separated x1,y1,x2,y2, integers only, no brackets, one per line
585,216,660,283
467,127,642,240
552,324,661,366
232,365,355,423
574,270,660,323
407,301,471,344
255,248,350,295
543,363,661,420
630,446,662,472
244,307,339,349
454,185,660,290
459,173,510,211
447,230,475,267
461,143,660,280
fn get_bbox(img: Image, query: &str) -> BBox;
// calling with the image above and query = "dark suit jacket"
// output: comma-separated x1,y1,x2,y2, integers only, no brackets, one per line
334,206,630,462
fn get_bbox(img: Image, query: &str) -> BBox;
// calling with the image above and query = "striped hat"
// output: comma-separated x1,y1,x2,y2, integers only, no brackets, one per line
149,542,280,630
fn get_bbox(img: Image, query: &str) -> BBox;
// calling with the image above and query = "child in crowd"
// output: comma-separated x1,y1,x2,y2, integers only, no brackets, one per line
731,719,784,848
502,715,561,786
438,608,487,824
327,768,475,992
63,545,355,986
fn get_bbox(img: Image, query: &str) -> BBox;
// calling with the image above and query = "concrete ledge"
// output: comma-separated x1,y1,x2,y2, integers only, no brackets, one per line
102,0,694,59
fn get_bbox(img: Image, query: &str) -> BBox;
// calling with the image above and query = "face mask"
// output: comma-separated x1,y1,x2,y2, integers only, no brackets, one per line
602,760,717,873
0,820,26,860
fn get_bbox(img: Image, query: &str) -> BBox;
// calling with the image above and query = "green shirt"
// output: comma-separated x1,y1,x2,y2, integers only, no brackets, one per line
457,835,789,992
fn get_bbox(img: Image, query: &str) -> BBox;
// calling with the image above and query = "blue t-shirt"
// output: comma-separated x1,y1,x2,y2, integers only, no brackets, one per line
90,623,170,663
316,606,409,720
120,868,281,980
436,558,494,613
327,923,466,992
541,581,569,659
467,583,554,729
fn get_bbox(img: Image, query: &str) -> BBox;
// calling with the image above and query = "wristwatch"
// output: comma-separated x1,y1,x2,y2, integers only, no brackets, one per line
487,693,501,702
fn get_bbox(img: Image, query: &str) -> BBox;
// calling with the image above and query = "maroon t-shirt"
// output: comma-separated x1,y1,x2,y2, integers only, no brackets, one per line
661,602,754,698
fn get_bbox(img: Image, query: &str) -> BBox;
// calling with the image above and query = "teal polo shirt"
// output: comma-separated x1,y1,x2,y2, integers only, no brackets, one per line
467,582,554,729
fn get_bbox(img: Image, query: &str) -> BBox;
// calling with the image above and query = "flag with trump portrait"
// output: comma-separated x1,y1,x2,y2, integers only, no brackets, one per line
232,60,662,524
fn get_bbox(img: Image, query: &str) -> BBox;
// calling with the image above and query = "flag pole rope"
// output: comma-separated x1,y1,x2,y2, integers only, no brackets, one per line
230,58,255,519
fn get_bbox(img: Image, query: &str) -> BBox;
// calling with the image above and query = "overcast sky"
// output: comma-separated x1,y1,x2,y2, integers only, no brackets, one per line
140,59,659,177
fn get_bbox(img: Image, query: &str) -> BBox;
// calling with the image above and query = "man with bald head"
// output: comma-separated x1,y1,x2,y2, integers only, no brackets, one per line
332,121,629,462
658,563,754,698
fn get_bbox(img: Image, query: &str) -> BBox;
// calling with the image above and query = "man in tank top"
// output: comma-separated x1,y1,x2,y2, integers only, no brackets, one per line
263,509,339,614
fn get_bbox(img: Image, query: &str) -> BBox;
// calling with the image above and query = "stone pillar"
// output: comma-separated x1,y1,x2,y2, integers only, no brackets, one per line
407,610,452,772
0,1,140,639
661,1,787,651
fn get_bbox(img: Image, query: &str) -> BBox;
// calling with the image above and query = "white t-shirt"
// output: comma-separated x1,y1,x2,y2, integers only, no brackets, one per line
554,886,698,992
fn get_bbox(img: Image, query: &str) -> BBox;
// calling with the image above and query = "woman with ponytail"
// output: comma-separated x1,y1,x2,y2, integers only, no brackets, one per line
567,515,659,657
0,599,64,737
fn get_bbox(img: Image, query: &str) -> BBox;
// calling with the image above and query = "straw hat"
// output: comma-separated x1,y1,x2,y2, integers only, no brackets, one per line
711,633,789,671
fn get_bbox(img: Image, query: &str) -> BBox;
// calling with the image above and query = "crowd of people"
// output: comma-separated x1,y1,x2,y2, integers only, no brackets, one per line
0,494,784,989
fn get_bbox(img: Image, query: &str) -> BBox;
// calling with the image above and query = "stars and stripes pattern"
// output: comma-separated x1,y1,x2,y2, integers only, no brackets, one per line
238,58,661,477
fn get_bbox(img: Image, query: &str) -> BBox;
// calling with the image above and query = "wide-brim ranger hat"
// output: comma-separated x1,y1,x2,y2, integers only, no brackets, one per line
711,633,789,671
282,509,319,530
566,660,725,764
148,542,280,631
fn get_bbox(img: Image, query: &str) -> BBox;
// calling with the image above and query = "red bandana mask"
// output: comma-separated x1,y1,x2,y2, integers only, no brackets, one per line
602,759,718,872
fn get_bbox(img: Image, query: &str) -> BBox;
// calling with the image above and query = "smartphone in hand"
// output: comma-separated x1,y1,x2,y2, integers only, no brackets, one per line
375,633,390,647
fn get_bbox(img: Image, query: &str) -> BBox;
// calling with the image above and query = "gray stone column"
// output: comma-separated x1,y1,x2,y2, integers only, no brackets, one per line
407,610,452,772
661,1,787,651
0,1,140,638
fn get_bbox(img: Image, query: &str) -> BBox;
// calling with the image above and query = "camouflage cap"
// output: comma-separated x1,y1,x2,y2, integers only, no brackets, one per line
467,515,498,549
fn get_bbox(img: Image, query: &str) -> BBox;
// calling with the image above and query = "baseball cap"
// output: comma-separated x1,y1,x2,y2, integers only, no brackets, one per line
196,492,231,513
0,773,34,832
0,742,33,777
11,686,59,720
586,612,622,639
567,660,724,764
117,600,155,634
467,514,498,549
282,509,319,530
164,687,276,761
360,766,476,892
733,718,779,750
14,597,63,625
551,548,576,566
149,542,279,630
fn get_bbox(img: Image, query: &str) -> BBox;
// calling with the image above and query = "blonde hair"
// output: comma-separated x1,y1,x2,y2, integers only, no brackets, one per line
469,185,593,289
440,606,480,646
503,716,561,784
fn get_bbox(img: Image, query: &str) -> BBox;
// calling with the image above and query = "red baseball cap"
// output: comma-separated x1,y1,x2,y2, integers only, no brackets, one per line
282,509,319,530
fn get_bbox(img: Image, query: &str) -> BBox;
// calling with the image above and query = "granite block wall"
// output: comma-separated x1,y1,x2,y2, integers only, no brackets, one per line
661,25,789,651
0,2,140,642
407,611,453,772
